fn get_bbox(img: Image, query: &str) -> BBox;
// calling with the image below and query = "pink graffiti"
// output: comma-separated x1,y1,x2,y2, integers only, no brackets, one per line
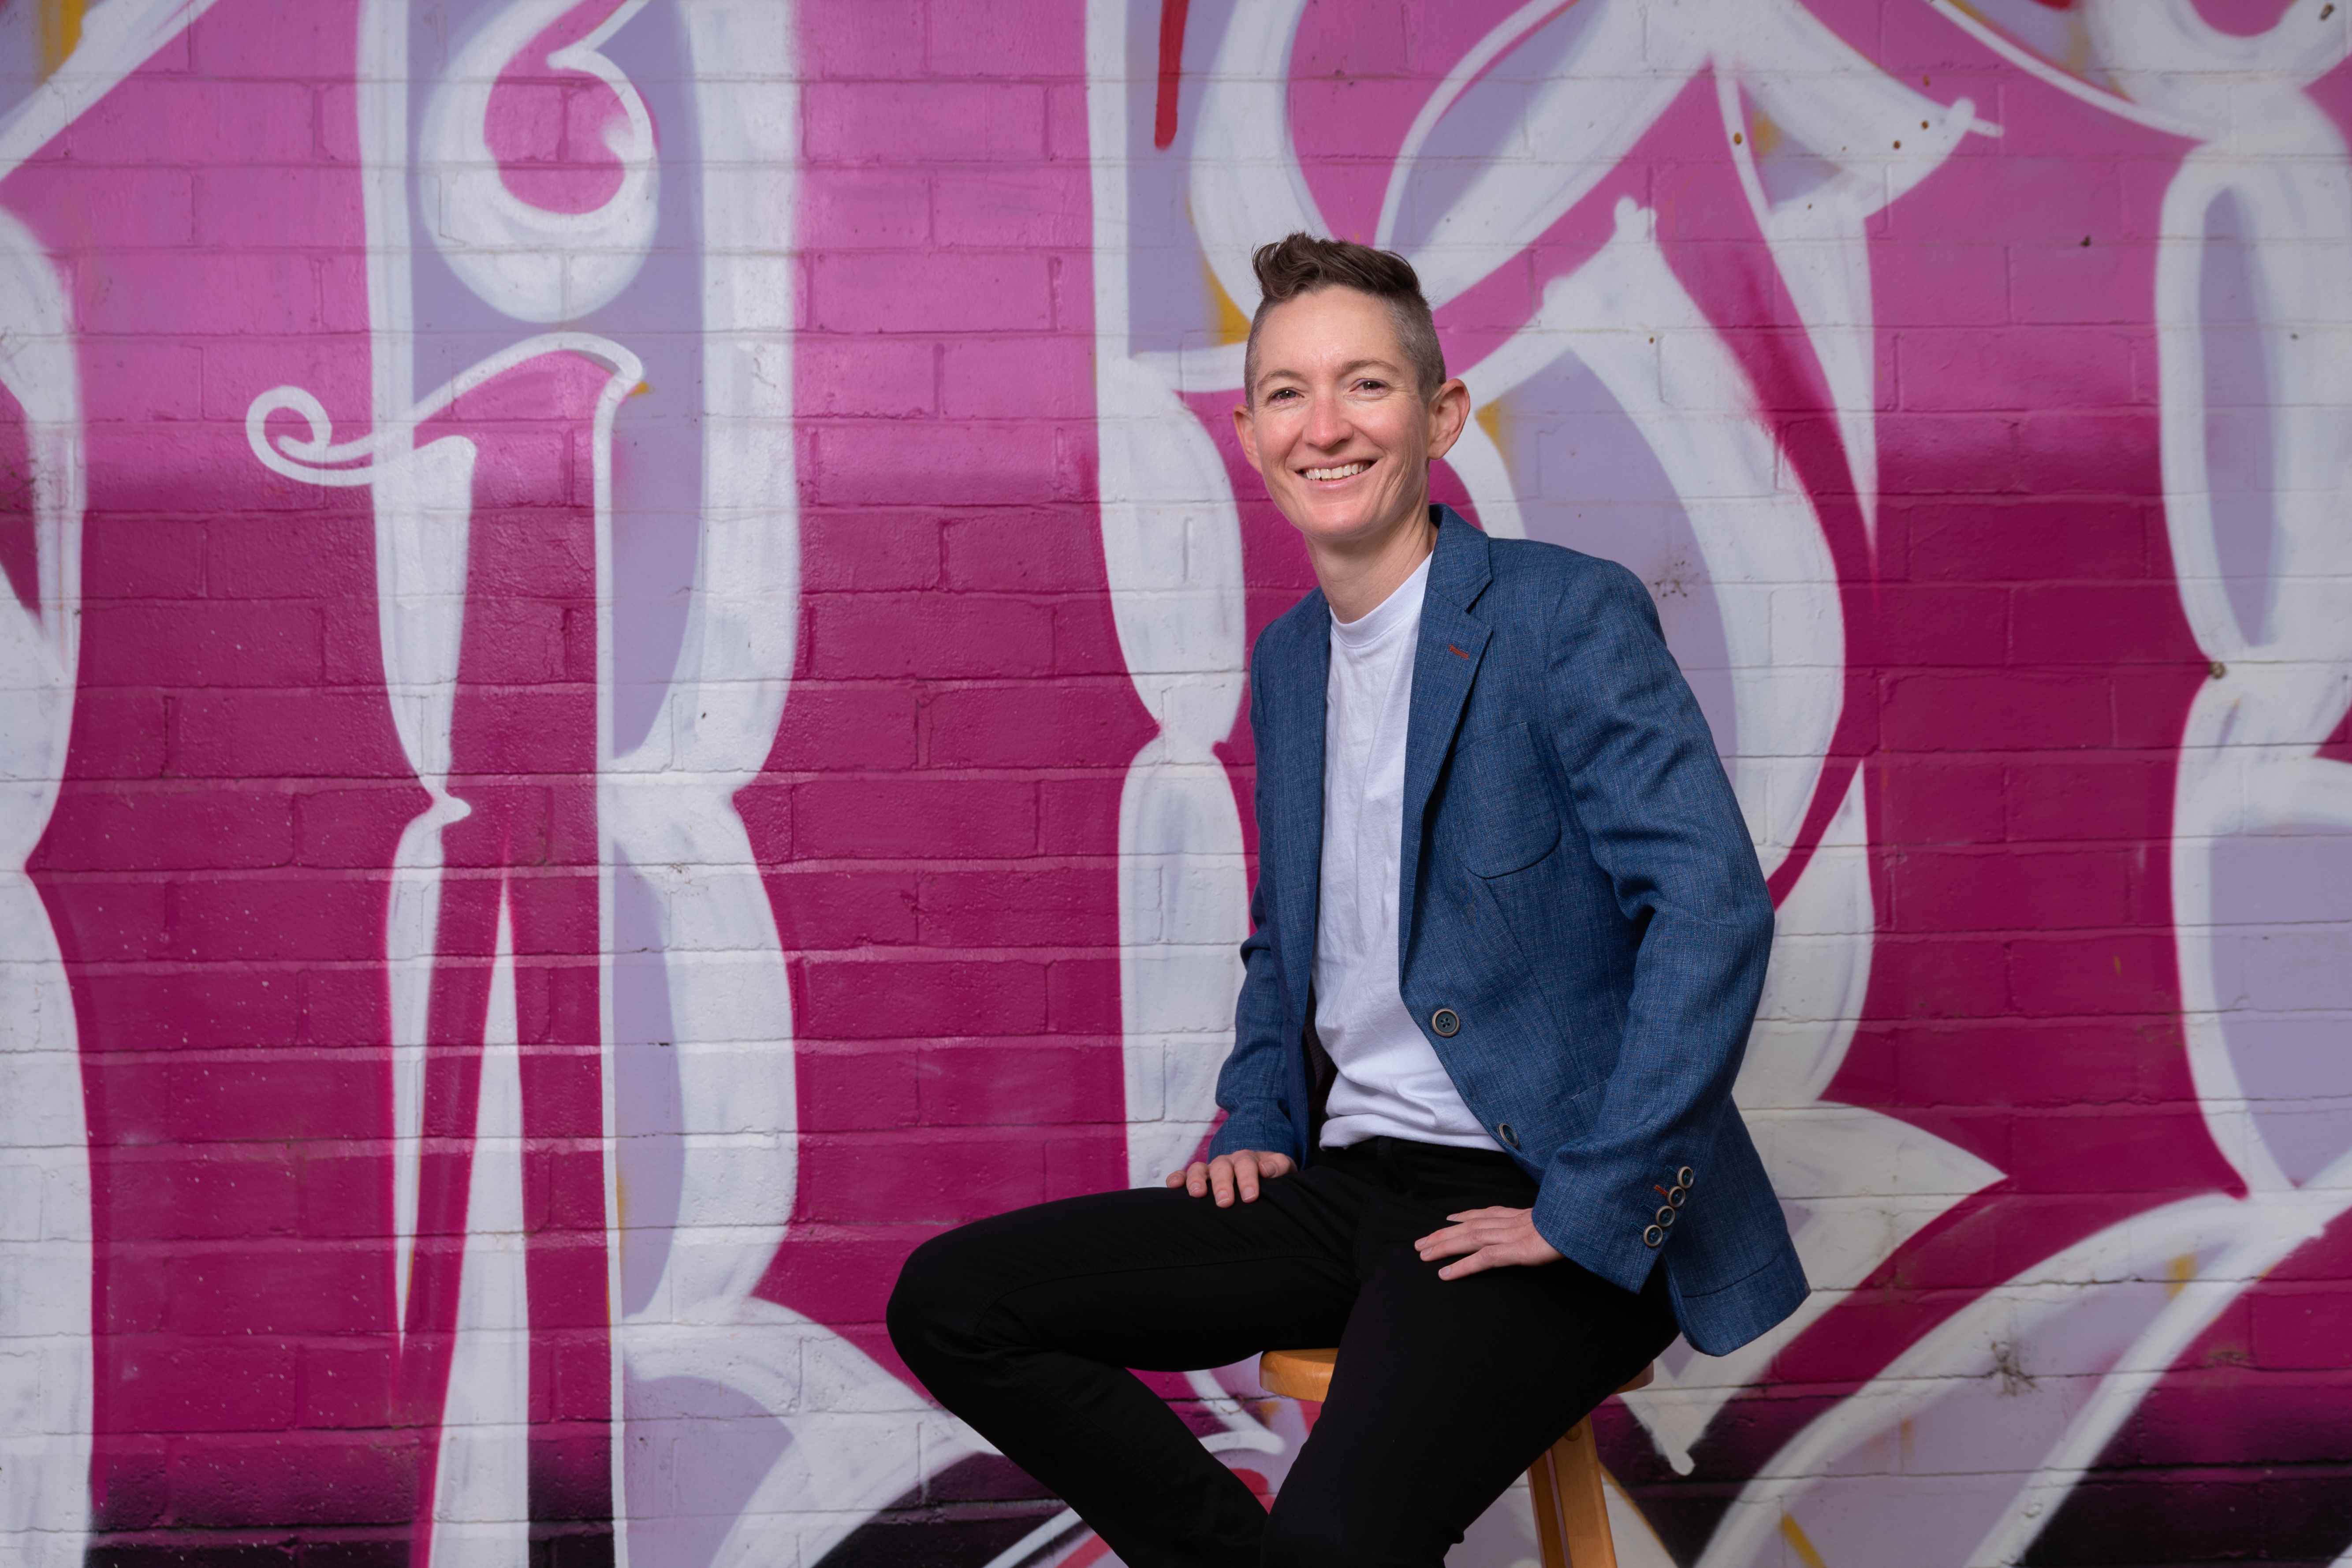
391,350,623,1551
19,1,418,1538
0,0,2348,1562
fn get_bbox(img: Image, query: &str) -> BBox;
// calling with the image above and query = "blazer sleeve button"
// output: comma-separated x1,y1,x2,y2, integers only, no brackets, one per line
1431,1008,1461,1037
1677,1166,1696,1187
1643,1225,1665,1248
1496,1122,1518,1149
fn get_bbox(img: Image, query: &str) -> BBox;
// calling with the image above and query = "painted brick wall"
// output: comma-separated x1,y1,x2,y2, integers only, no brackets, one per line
1,0,2349,1564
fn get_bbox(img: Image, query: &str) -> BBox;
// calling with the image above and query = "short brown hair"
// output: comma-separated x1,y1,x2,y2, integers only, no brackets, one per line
1243,233,1446,405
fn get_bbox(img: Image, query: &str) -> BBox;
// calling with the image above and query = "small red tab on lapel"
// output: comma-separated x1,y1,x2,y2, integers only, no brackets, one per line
1447,643,1468,659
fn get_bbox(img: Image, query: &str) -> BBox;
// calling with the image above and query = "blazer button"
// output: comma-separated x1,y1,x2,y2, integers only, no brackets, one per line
1643,1224,1664,1248
1496,1122,1519,1149
1655,1206,1676,1228
1431,1008,1461,1037
1667,1186,1686,1208
1678,1166,1696,1187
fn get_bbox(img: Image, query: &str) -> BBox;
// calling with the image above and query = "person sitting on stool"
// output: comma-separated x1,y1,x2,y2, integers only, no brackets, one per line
887,233,1807,1568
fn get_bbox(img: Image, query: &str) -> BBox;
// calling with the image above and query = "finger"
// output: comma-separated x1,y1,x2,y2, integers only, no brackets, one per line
1438,1248,1506,1281
1423,1218,1502,1247
1236,1156,1261,1203
1186,1162,1209,1198
1415,1227,1480,1260
1211,1158,1237,1207
1165,1169,1183,1188
1262,1153,1295,1179
1428,1215,1523,1253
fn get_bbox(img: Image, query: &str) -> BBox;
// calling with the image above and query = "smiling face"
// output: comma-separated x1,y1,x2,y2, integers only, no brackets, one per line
1233,285,1469,560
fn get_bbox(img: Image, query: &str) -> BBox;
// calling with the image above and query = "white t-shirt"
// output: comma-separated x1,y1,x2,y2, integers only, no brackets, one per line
1312,555,1499,1152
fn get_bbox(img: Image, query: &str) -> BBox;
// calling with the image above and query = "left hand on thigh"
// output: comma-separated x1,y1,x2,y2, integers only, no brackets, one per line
1413,1206,1562,1280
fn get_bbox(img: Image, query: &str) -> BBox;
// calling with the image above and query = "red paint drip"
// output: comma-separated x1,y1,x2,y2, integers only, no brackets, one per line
2320,703,2352,768
1154,0,1190,149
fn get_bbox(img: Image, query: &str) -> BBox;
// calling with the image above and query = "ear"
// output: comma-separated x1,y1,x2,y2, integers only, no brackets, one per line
1231,399,1266,475
1424,377,1472,463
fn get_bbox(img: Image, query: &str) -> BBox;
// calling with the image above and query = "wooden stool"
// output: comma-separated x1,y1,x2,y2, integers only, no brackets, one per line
1256,1348,1653,1568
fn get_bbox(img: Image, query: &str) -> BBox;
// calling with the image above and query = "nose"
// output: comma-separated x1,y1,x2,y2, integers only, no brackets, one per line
1302,388,1349,451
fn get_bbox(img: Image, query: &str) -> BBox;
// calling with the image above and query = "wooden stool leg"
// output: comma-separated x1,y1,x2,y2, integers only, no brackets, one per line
1546,1416,1618,1568
1526,1438,1570,1568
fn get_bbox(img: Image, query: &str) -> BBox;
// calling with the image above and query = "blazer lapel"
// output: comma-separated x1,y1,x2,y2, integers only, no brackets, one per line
1398,512,1493,967
1259,599,1328,1003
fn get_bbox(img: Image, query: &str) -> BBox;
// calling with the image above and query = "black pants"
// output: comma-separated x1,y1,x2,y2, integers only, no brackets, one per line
887,1136,1678,1568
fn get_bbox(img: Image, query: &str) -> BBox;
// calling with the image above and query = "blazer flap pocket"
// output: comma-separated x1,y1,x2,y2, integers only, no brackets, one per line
1452,721,1559,876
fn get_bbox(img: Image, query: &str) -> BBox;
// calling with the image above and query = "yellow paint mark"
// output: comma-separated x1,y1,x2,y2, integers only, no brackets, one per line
2167,1252,2197,1300
1474,398,1508,463
631,380,654,397
1779,1512,1829,1568
40,0,85,78
2061,17,2097,78
1206,256,1251,346
1748,108,1782,160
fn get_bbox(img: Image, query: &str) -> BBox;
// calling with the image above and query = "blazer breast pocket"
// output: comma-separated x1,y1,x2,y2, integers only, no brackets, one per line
1450,721,1560,877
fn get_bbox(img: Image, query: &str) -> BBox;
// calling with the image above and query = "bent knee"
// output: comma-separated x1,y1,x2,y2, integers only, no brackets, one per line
885,1225,995,1368
884,1230,959,1341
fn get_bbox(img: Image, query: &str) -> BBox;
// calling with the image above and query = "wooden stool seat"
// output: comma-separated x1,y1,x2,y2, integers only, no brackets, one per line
1257,1348,1652,1568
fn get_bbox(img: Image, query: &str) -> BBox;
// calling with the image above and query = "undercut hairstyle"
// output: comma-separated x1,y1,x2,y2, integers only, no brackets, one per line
1243,233,1447,406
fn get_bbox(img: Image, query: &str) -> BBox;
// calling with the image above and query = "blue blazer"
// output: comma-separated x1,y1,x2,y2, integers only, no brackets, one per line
1207,508,1806,1356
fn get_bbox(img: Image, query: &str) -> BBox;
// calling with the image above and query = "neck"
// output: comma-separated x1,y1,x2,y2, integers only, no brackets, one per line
1311,502,1439,623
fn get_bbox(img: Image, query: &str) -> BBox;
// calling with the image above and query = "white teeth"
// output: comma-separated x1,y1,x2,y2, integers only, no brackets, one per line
1305,461,1369,481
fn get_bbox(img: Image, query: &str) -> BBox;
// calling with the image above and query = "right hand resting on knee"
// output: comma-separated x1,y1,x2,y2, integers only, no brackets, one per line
1166,1150,1295,1207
